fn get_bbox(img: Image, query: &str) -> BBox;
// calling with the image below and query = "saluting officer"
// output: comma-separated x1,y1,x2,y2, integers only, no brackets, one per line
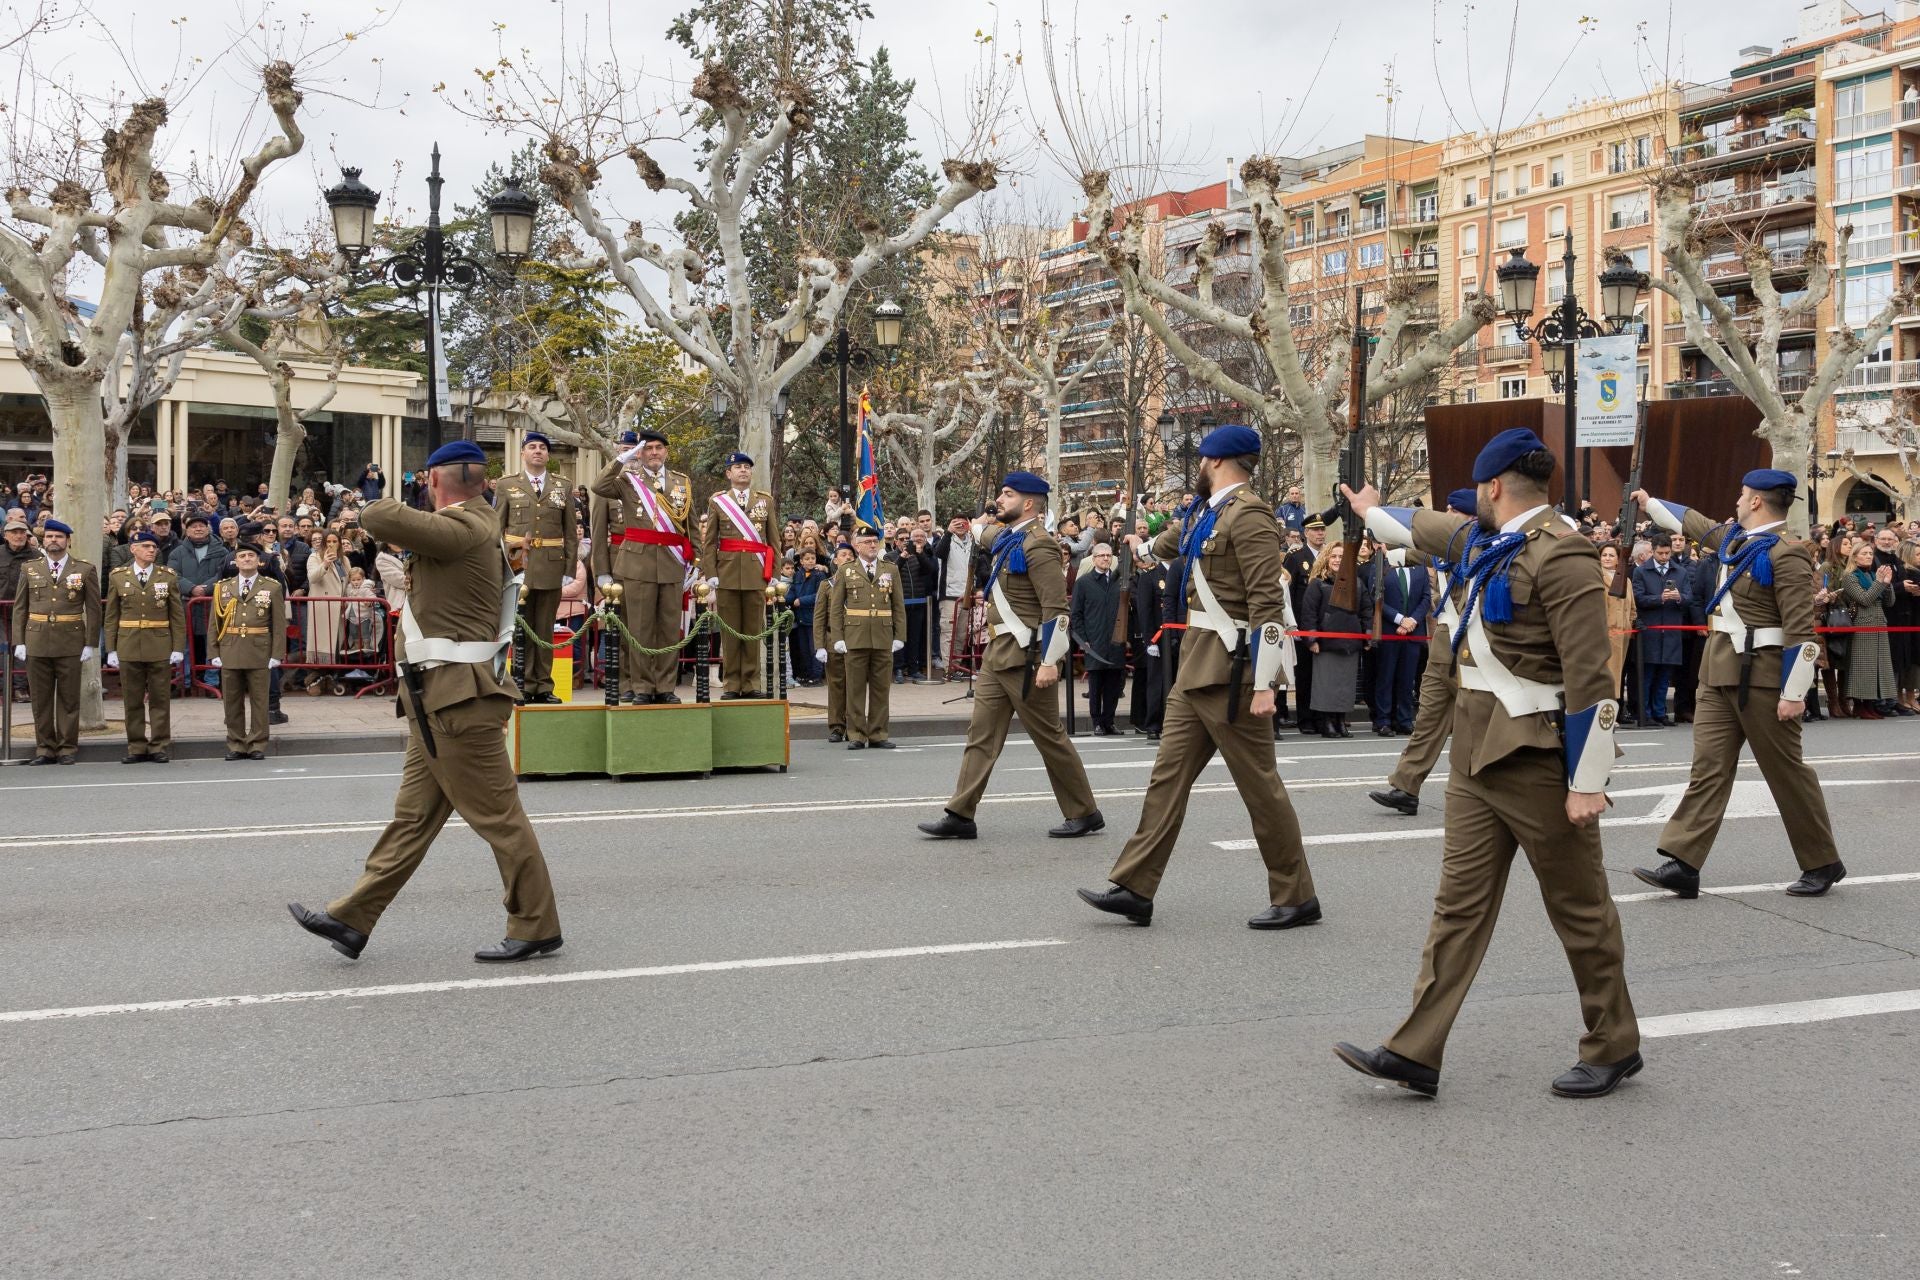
918,472,1101,840
10,517,101,765
495,431,577,704
1369,488,1477,816
699,451,779,698
1335,429,1641,1100
104,530,186,763
210,541,287,760
814,541,854,742
1629,471,1843,898
593,429,695,703
830,526,905,747
290,440,563,963
1076,426,1317,928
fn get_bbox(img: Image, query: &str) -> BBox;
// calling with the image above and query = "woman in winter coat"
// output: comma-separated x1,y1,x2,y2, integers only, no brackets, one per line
1299,542,1373,739
785,549,831,684
303,530,349,689
1600,543,1636,698
1841,540,1899,717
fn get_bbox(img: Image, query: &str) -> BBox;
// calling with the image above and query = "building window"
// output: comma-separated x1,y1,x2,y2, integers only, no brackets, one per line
1357,242,1385,269
1513,165,1530,195
1634,135,1654,168
1459,223,1479,257
1549,155,1566,187
1609,141,1630,174
1547,205,1567,238
1834,143,1893,201
1323,250,1348,275
1461,387,1478,404
1499,375,1529,399
1621,244,1652,274
1415,193,1438,221
1608,191,1649,229
1288,302,1314,326
1497,216,1528,248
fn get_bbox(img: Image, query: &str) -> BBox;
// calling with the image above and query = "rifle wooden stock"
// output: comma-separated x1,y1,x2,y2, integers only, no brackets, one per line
1332,285,1368,614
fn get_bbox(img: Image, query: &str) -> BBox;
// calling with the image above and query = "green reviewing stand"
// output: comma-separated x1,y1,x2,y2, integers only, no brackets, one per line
510,700,789,779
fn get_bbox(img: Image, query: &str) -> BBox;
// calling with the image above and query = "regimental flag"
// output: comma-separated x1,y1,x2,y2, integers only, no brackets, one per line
855,388,886,533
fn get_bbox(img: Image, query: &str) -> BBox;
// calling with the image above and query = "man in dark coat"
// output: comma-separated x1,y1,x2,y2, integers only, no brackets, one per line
1127,544,1167,734
1070,542,1129,735
1372,554,1431,734
1672,532,1705,722
167,511,231,680
1632,540,1689,726
1282,516,1324,730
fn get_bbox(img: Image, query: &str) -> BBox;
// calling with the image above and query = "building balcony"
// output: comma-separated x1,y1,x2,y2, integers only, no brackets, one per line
1452,344,1481,367
1836,425,1898,455
1665,306,1815,348
1666,370,1810,399
1485,342,1531,364
1607,210,1651,231
1404,304,1441,326
1691,181,1817,222
1165,251,1255,287
1039,278,1121,307
1391,250,1440,275
1060,398,1118,419
1831,108,1894,142
1705,243,1810,282
1674,116,1818,167
1838,359,1920,392
1061,437,1125,455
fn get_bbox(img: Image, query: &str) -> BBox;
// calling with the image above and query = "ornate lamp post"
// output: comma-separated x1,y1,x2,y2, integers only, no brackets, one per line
789,299,905,493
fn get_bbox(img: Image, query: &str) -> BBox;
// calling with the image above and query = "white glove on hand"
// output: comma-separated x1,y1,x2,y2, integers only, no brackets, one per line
1147,643,1160,658
210,656,222,668
168,651,183,664
617,444,643,464
596,575,613,589
890,639,904,653
562,575,575,588
707,577,721,592
268,658,280,669
833,640,847,655
106,651,119,669
814,649,827,663
81,646,96,662
11,644,23,662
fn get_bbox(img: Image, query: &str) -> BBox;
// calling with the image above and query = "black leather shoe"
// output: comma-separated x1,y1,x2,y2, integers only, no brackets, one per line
149,751,171,764
847,740,866,750
1632,857,1700,899
655,692,681,704
1333,1042,1439,1097
121,753,148,765
26,755,56,766
287,901,367,959
1550,1050,1643,1098
1076,884,1153,925
474,935,564,963
268,710,290,725
1146,731,1160,741
225,750,247,761
57,755,76,765
1336,722,1353,739
1374,724,1394,737
1369,786,1420,816
1785,860,1846,896
248,750,266,760
828,729,846,743
1247,897,1322,930
1049,810,1106,838
918,811,979,839
534,692,563,705
869,740,896,749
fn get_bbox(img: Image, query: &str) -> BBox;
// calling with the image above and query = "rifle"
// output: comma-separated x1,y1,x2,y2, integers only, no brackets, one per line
1611,401,1648,600
1331,285,1369,614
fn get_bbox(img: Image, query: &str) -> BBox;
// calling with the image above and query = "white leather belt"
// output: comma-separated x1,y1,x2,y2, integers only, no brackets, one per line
1457,659,1564,714
1710,615,1784,649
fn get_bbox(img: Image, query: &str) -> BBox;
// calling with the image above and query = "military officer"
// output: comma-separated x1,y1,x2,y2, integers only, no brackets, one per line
10,517,101,765
1076,426,1317,928
289,440,562,963
593,429,695,703
1369,488,1477,816
698,451,778,698
918,472,1102,839
814,541,854,742
1629,471,1843,898
210,542,286,759
830,525,905,748
1282,515,1325,731
1334,428,1640,1100
103,530,186,763
495,431,577,704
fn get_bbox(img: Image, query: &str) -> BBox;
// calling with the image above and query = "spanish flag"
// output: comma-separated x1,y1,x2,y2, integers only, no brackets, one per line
855,388,886,533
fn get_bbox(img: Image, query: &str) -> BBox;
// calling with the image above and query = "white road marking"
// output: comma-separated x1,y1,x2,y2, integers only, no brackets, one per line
1612,871,1920,902
1641,989,1920,1038
0,939,1071,1025
0,771,404,792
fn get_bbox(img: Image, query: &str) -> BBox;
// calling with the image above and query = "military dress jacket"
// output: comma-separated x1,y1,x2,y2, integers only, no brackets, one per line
1147,485,1289,692
1663,507,1817,692
814,569,841,653
210,575,288,669
977,520,1070,674
829,559,906,650
494,471,577,591
699,489,779,588
1397,516,1476,674
590,461,695,585
104,564,186,661
11,556,102,658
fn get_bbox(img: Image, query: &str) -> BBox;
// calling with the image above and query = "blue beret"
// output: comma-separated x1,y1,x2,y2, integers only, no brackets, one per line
1197,423,1261,458
522,431,551,447
1446,488,1478,517
1472,428,1551,483
836,542,854,553
618,430,639,445
426,440,488,468
1002,470,1050,495
725,451,754,468
1743,468,1798,493
238,521,267,538
129,530,160,545
43,518,72,536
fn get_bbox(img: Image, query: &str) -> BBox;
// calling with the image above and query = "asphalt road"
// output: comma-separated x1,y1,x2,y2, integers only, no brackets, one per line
3,716,1917,1279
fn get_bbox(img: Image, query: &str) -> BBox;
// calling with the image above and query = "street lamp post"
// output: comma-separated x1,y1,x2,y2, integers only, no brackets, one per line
794,299,904,495
324,146,536,454
1495,233,1647,515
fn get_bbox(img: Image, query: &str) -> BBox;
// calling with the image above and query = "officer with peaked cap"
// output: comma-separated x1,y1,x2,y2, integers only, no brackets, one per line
918,471,1101,838
104,529,186,762
10,517,100,764
593,428,695,702
1077,426,1318,927
1628,469,1844,899
1369,487,1478,816
698,450,779,698
495,430,577,703
290,440,562,963
1335,428,1640,1100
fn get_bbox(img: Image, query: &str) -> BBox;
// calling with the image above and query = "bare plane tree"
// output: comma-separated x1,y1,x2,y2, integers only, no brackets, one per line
1835,393,1920,524
872,372,1003,514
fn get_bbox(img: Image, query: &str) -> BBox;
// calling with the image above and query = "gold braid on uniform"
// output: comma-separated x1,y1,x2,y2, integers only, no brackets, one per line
212,580,237,642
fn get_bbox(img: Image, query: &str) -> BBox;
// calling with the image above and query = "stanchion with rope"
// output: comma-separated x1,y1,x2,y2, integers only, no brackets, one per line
601,583,623,706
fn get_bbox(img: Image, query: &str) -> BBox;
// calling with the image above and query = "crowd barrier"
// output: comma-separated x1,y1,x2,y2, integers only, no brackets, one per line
184,594,397,698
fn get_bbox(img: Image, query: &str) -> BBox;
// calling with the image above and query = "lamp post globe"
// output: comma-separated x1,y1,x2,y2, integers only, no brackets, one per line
487,175,539,266
323,168,380,259
1495,246,1540,319
872,298,904,351
1598,253,1648,329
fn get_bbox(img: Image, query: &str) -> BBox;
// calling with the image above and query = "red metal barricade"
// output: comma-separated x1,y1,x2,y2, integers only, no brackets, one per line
186,593,397,698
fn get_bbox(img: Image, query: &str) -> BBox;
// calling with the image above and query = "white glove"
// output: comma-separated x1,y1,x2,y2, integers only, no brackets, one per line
814,648,827,663
106,651,119,669
268,658,280,669
833,640,847,655
168,651,183,664
617,444,643,464
890,639,904,653
562,575,575,587
11,644,23,661
596,575,613,589
707,577,720,592
1148,643,1160,658
210,656,222,668
81,646,96,662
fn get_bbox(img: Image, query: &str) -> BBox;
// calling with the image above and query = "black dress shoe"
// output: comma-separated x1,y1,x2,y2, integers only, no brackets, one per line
1076,884,1153,925
121,753,149,765
1247,897,1322,930
1631,857,1700,899
268,710,290,725
918,811,979,839
225,750,246,761
1659,717,1678,728
1049,810,1106,838
287,901,367,959
1333,1042,1439,1097
1146,731,1160,741
1369,786,1420,816
248,751,266,760
1374,724,1394,737
847,740,867,750
57,755,77,765
474,935,564,963
828,729,846,743
1336,722,1353,739
534,692,563,705
655,692,681,704
149,751,171,764
1785,860,1846,896
1550,1050,1643,1098
869,740,896,749
26,755,56,766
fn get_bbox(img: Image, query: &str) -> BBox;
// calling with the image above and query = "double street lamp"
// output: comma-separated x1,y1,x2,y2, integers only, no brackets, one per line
782,299,904,493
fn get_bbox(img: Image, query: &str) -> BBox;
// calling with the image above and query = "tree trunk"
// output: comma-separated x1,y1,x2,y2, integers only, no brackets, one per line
1765,411,1813,538
738,386,774,491
917,431,939,514
46,381,110,731
1300,430,1344,519
268,411,307,515
106,420,130,509
1045,403,1064,518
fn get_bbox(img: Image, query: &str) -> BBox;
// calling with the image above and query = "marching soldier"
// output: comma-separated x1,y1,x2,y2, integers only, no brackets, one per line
814,542,854,743
9,517,100,765
830,525,905,748
593,429,695,704
698,451,778,698
1335,428,1640,1100
210,542,287,760
1369,488,1477,816
495,431,576,704
1629,471,1843,898
289,440,562,963
1076,426,1316,928
918,472,1102,839
104,530,186,763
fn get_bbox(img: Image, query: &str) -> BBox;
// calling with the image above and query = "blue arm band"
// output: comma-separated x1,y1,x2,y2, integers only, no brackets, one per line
1563,699,1619,793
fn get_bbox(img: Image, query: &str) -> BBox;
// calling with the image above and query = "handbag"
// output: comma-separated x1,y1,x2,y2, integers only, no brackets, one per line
1823,602,1855,660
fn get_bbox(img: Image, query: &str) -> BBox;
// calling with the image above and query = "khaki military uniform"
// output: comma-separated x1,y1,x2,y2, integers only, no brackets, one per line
11,554,102,759
699,487,779,695
946,519,1098,822
591,460,694,698
1653,505,1836,872
495,469,577,699
327,497,560,942
1385,533,1471,797
104,562,186,755
814,569,847,735
210,573,287,753
1107,487,1316,908
1377,505,1637,1070
829,557,905,744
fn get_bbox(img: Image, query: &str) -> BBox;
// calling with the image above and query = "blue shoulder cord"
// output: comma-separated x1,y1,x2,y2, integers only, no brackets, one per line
1450,524,1529,658
980,527,1028,598
1701,522,1778,616
1173,499,1221,623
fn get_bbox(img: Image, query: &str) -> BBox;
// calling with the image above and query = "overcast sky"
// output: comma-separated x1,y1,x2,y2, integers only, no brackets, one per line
18,0,1820,295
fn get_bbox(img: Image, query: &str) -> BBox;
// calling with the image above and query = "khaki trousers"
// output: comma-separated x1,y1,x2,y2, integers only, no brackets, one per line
221,666,271,753
1387,659,1456,796
1108,683,1316,907
947,666,1097,821
718,587,767,694
1658,683,1838,872
328,693,560,941
845,646,892,743
825,651,847,732
620,580,683,696
27,653,81,757
1385,747,1639,1069
520,587,561,697
120,658,174,753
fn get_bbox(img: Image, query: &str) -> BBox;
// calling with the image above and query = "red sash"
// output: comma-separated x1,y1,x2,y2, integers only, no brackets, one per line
623,526,695,557
718,536,776,582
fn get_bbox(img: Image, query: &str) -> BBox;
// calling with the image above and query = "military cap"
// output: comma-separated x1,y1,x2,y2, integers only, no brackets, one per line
1446,488,1478,517
129,530,160,545
425,439,488,468
1197,423,1261,458
1001,470,1049,495
522,431,552,447
1472,428,1551,483
637,429,668,445
42,518,72,536
724,451,754,468
1743,468,1798,493
618,430,639,445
